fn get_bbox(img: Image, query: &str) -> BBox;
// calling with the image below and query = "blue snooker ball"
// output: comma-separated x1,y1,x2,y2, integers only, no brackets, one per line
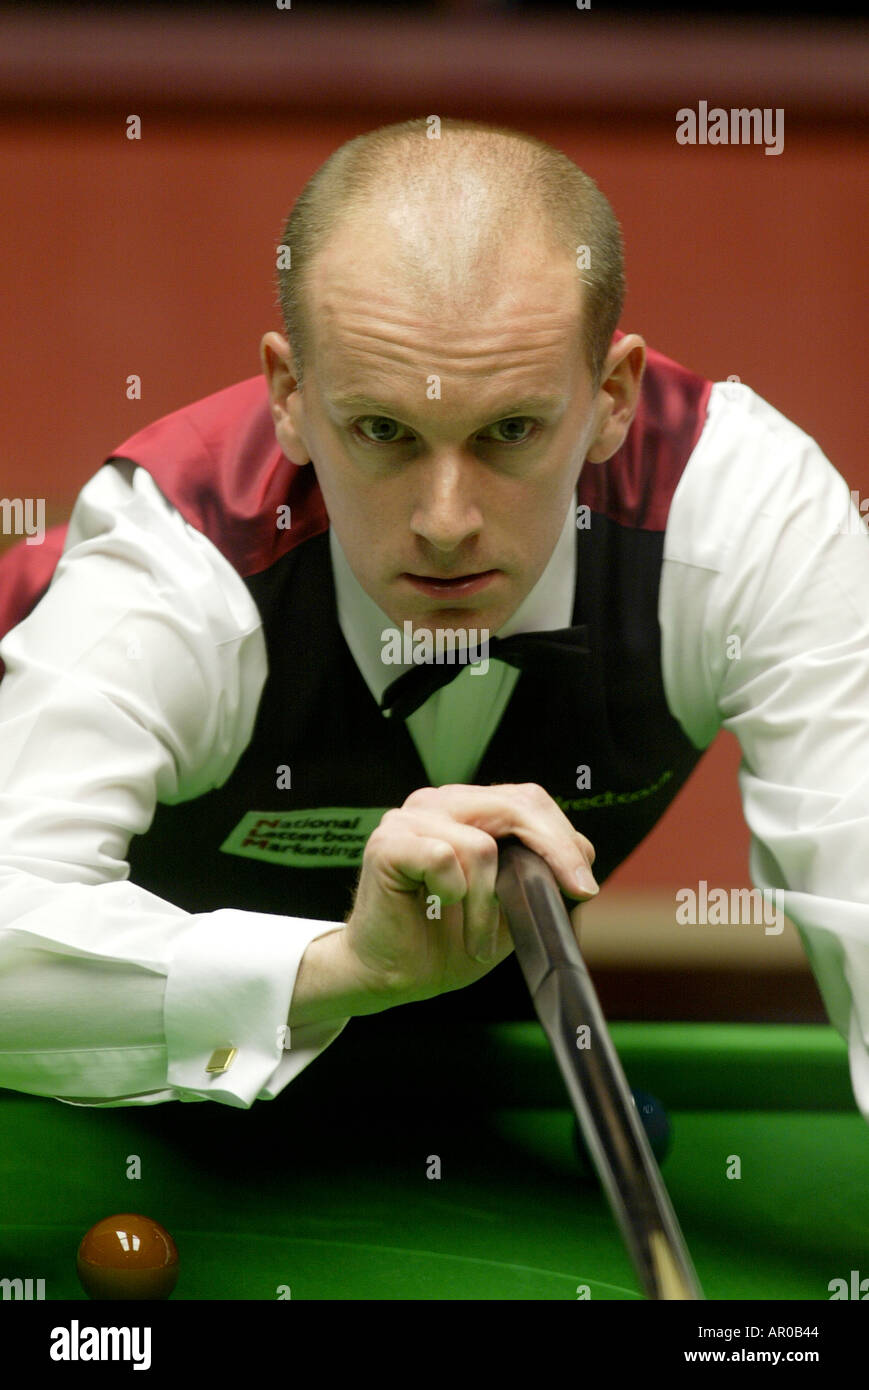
573,1089,671,1183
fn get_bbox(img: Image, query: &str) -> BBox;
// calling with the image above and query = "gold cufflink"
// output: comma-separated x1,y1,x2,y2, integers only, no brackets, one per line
206,1046,238,1075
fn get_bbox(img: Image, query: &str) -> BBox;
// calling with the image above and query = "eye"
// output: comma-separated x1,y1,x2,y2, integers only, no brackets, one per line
480,417,538,445
354,416,411,444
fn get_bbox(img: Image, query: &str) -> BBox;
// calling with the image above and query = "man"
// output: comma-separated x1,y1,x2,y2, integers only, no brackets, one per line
1,118,867,1117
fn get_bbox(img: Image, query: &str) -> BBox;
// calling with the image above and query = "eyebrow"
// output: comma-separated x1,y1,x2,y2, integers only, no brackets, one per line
328,394,566,419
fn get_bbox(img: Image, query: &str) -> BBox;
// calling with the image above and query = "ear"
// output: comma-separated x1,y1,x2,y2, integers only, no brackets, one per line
260,331,312,464
584,335,646,464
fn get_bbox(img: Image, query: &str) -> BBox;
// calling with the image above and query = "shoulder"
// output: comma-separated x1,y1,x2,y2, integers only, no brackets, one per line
107,377,328,578
665,381,848,573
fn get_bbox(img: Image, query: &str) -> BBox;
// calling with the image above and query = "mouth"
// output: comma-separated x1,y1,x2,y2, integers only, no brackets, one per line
401,570,499,599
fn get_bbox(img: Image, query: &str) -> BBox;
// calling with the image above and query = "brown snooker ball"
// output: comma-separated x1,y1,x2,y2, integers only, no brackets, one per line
77,1214,179,1300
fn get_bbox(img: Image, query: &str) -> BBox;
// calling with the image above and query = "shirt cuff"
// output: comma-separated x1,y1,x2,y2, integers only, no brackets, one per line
164,908,349,1107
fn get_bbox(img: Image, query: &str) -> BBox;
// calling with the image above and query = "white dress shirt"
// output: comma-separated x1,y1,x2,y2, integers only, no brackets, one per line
1,381,868,1115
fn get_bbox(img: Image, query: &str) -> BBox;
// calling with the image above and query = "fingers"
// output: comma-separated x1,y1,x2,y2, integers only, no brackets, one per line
401,783,599,901
366,809,502,963
363,784,599,976
364,812,469,903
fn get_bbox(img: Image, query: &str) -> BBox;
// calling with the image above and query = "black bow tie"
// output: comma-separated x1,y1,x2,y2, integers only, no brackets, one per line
379,625,590,721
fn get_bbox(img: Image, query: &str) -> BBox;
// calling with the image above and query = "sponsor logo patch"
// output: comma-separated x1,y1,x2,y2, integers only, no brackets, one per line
220,808,389,868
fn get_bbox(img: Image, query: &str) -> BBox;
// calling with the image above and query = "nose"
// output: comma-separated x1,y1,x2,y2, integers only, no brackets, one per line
409,452,484,553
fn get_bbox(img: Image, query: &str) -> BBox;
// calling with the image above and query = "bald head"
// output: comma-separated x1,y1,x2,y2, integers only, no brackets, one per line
350,132,563,309
275,118,624,392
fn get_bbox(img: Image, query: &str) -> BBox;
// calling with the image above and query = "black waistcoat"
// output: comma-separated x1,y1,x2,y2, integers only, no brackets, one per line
126,510,708,1020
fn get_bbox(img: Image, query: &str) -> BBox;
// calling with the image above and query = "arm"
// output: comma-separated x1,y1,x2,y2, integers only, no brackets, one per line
0,463,352,1108
660,381,869,1117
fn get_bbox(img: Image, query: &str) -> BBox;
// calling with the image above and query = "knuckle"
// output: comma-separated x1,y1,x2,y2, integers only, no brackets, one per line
474,831,499,865
519,781,548,805
366,810,405,855
403,787,435,811
430,839,458,874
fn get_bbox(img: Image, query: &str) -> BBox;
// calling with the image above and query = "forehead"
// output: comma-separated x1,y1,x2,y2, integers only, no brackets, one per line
305,223,585,400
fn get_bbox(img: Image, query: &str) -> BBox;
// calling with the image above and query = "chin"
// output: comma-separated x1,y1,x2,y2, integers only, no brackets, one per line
378,583,518,636
413,606,508,636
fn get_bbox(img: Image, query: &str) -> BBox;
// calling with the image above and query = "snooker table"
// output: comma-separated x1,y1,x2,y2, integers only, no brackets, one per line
2,1020,868,1302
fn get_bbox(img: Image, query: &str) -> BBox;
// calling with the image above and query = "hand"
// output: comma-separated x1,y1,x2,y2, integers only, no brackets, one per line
341,782,598,1008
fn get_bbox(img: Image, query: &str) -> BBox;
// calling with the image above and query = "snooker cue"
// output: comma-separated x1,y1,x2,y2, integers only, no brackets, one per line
495,837,705,1301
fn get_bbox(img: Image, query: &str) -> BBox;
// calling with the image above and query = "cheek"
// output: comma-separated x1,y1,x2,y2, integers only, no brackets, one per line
316,466,393,571
306,431,355,517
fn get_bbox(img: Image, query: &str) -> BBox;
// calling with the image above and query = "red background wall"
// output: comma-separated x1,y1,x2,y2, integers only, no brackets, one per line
1,11,866,899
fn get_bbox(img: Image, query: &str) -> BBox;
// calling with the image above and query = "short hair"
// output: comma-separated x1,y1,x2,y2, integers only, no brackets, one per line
274,117,625,394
